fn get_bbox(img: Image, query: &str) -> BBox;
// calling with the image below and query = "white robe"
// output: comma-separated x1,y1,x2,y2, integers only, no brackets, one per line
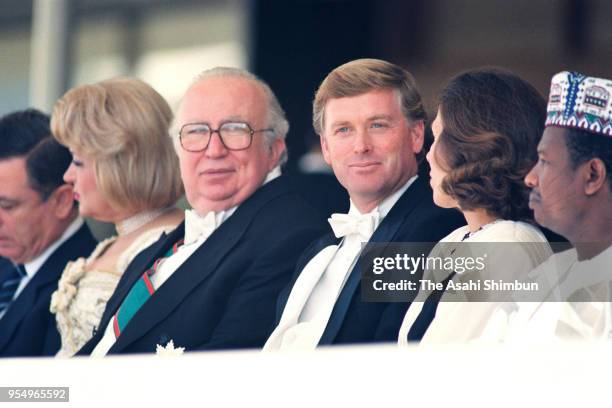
498,245,612,342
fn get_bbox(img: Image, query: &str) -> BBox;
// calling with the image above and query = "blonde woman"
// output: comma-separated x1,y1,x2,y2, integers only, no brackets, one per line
49,78,184,357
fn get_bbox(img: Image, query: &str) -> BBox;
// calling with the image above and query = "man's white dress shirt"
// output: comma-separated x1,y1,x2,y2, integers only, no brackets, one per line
0,217,84,320
91,167,281,357
264,175,417,351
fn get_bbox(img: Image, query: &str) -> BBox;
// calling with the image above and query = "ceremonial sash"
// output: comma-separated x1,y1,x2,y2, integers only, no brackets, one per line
112,240,183,339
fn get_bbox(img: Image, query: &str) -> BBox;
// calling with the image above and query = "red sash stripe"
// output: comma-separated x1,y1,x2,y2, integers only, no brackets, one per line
142,272,155,295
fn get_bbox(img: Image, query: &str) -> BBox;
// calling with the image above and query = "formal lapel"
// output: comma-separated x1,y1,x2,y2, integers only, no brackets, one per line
318,177,430,345
0,274,37,351
109,176,294,352
273,245,339,328
0,224,96,352
97,227,179,333
0,262,63,352
275,233,339,320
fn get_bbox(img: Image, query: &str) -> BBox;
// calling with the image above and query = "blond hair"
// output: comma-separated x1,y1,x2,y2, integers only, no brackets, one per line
51,77,183,213
312,58,427,135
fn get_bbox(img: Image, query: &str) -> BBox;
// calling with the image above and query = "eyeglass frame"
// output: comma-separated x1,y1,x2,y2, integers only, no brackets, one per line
178,121,275,152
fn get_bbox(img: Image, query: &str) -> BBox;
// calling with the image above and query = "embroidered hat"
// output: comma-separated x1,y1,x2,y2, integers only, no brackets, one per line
545,71,612,137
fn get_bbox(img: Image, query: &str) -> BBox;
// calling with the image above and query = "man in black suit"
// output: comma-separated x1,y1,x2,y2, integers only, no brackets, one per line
265,59,464,349
78,67,329,356
0,109,97,357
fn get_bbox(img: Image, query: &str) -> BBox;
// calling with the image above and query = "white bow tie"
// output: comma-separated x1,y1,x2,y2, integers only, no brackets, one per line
184,209,218,245
328,212,379,239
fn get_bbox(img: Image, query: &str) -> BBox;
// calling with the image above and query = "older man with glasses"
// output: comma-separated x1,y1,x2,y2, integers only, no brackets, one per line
77,67,329,356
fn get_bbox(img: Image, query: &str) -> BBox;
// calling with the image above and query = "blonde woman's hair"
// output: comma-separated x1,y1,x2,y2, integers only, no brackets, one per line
51,77,183,213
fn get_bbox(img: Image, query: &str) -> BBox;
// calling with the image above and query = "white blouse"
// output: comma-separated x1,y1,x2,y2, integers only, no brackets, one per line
398,220,552,345
50,226,175,358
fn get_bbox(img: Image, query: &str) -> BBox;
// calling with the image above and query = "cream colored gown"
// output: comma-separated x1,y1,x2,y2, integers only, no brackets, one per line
50,226,175,357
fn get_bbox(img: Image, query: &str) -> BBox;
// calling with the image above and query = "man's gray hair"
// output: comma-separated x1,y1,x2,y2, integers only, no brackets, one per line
172,67,289,166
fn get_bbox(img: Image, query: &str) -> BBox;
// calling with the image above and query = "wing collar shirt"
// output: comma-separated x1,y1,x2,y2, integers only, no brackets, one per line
91,166,281,357
264,175,417,350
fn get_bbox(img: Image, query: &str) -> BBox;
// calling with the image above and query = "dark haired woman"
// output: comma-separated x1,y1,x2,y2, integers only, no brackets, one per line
398,68,553,344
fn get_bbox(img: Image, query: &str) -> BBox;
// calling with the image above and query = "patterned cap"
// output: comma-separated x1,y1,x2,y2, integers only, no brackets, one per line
545,71,612,137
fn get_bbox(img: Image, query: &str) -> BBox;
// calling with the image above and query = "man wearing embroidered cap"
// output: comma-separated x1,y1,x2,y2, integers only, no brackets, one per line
77,67,328,356
264,59,463,350
526,71,612,259
498,71,612,340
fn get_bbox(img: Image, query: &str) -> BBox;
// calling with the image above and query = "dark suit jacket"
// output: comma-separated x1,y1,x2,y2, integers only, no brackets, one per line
77,176,329,355
275,176,465,345
289,173,349,218
0,223,97,357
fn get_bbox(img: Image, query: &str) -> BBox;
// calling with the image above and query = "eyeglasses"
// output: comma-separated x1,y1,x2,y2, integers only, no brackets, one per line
178,122,274,152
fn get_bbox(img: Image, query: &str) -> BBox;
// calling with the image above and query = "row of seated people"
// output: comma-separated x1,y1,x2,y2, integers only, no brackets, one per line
0,59,610,358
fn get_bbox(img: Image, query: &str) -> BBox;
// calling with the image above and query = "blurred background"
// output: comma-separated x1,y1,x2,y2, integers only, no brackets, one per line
2,0,611,167
1,0,611,238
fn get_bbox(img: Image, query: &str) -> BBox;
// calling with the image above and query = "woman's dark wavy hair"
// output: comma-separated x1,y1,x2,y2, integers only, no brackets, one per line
435,67,546,221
